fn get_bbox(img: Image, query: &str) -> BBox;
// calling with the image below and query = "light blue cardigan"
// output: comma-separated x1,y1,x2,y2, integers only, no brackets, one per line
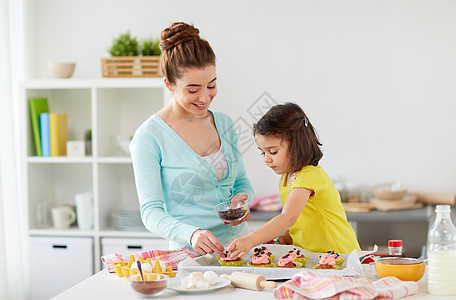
130,111,254,250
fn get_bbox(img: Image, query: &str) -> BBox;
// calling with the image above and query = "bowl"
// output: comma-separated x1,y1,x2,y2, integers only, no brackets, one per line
214,200,249,223
374,257,426,281
371,182,407,200
128,273,169,298
48,62,76,78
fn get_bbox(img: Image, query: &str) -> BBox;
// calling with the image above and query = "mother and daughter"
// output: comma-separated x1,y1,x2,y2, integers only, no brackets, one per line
130,22,360,258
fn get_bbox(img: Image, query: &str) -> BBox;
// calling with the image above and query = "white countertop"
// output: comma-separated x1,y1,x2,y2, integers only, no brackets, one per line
51,267,454,299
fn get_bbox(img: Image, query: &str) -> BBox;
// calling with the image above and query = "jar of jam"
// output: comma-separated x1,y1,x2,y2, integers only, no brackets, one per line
388,240,403,256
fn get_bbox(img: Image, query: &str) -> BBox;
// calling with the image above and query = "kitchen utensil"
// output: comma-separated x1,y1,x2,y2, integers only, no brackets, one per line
374,257,426,281
48,62,76,78
214,200,249,223
342,202,373,212
137,261,144,282
370,194,421,211
371,182,407,200
220,272,277,291
128,273,169,297
416,193,456,205
51,206,76,229
75,192,93,230
167,277,231,293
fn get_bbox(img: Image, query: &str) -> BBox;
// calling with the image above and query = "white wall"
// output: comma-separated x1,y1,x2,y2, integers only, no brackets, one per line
30,0,456,198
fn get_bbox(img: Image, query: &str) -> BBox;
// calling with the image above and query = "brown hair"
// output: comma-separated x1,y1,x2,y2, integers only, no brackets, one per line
159,22,216,85
253,102,323,173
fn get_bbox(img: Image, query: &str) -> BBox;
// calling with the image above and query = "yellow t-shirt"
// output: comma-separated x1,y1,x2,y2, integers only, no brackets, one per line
280,165,360,253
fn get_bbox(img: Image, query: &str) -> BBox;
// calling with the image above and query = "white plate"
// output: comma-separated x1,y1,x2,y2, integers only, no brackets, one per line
167,277,231,293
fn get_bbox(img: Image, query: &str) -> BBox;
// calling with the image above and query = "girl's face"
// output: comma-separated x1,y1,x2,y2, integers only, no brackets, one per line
254,134,290,174
166,65,217,118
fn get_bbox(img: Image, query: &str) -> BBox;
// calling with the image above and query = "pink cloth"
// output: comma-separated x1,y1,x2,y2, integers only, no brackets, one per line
274,270,419,300
101,246,200,273
250,194,282,212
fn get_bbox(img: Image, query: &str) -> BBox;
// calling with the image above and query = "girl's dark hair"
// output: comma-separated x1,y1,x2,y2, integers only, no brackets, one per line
159,22,216,85
253,102,323,172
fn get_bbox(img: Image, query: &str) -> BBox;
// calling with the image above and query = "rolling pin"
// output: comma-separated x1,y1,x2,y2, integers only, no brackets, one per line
221,272,278,291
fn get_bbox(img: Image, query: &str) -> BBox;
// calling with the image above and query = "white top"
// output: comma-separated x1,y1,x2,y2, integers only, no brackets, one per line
202,146,228,181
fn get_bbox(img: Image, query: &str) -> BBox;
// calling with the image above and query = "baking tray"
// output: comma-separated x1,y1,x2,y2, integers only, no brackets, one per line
178,244,371,280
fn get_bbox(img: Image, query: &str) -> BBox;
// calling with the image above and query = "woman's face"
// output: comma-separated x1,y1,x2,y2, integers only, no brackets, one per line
167,65,217,117
254,134,290,174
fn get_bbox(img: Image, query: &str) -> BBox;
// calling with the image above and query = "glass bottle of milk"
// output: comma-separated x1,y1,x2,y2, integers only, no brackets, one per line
427,205,456,296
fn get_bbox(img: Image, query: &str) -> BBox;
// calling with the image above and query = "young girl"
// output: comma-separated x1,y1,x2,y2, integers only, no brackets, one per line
227,102,360,258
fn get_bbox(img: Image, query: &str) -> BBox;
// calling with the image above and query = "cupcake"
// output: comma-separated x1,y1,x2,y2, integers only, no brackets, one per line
216,250,245,266
313,250,342,270
287,248,308,266
277,253,296,268
247,247,275,267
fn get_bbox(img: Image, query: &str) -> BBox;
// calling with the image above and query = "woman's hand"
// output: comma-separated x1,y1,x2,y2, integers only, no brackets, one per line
278,230,293,245
230,194,248,207
227,236,254,259
190,229,224,256
223,194,250,226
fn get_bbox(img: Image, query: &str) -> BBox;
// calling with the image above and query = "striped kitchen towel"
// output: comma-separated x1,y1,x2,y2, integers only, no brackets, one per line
274,270,419,299
101,247,200,273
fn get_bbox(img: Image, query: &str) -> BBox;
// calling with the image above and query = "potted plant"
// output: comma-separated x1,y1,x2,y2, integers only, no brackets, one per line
84,129,92,156
101,31,161,78
109,31,139,56
140,38,161,56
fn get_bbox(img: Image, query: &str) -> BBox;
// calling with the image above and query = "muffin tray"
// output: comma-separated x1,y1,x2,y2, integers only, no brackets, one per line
179,244,353,280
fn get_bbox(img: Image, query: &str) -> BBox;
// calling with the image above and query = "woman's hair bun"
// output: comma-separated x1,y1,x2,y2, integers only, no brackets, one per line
160,22,201,51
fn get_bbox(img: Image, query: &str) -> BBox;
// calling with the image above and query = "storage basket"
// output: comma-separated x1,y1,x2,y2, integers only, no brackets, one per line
101,56,161,78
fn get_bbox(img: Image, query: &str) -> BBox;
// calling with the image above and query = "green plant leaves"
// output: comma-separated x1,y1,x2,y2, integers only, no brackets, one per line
109,31,161,57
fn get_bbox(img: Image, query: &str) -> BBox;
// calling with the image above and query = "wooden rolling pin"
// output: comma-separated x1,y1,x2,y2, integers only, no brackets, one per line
221,272,278,291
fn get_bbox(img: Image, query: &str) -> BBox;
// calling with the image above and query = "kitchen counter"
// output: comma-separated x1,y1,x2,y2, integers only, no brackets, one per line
250,206,432,223
250,206,432,257
51,268,453,299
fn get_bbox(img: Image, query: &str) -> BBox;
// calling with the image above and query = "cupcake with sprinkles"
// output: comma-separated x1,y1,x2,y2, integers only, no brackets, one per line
216,249,245,266
287,248,308,266
247,246,275,267
313,250,343,270
277,253,297,268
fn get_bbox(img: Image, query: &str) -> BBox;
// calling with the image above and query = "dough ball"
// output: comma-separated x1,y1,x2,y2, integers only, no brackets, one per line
204,271,218,285
189,272,204,281
195,279,209,289
181,277,195,289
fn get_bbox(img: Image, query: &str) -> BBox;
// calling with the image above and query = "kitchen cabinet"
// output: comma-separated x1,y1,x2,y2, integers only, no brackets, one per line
29,236,93,300
18,79,171,296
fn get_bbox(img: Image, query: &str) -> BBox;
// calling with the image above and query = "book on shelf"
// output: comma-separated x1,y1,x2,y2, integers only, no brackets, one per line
49,113,68,156
29,98,49,156
40,113,50,157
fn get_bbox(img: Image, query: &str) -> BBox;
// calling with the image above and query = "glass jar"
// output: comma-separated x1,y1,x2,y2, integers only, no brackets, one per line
388,240,403,256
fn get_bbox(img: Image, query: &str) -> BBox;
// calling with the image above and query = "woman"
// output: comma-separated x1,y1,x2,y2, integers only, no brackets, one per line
130,22,254,256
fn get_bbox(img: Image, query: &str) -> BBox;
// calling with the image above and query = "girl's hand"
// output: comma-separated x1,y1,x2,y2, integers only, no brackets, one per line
227,236,254,259
278,230,293,245
223,194,250,226
190,229,224,257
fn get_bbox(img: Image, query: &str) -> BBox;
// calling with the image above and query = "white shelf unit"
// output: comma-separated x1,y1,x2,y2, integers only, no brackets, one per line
18,78,170,273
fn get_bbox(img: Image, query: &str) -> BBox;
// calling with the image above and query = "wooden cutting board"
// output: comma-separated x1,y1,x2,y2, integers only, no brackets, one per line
370,194,423,211
416,193,456,205
342,202,373,212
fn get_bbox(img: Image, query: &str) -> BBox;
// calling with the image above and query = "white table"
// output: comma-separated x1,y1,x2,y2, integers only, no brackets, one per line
51,268,454,300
